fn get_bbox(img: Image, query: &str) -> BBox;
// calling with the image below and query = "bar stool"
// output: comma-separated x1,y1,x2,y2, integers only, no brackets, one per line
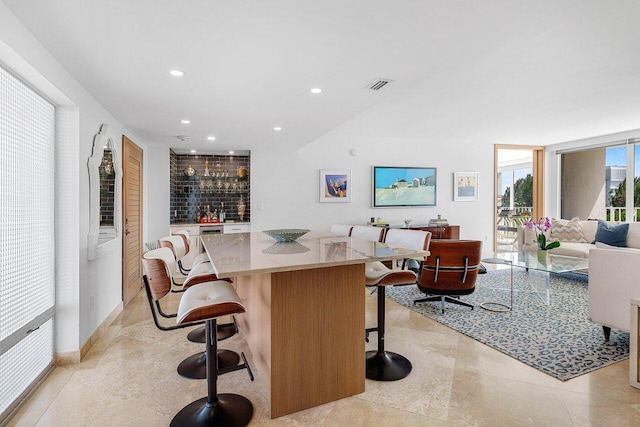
172,229,210,273
171,280,254,427
142,248,239,379
364,229,431,381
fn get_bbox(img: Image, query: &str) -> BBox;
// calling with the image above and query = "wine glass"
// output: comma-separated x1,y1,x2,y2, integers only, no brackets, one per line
404,219,413,229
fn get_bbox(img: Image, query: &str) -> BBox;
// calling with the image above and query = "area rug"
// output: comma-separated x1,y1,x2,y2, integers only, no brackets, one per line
385,269,629,381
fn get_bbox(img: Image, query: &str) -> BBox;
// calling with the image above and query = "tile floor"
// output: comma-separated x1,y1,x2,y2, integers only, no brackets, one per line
7,275,640,426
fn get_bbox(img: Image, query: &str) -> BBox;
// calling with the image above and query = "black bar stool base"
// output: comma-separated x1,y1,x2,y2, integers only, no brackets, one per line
187,323,236,343
177,350,240,379
365,350,412,381
170,394,253,427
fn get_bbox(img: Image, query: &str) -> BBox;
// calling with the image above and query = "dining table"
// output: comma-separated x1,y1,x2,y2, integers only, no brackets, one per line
201,229,429,418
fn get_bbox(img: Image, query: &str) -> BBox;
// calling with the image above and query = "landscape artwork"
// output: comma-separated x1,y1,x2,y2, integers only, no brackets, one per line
319,170,351,202
373,166,437,207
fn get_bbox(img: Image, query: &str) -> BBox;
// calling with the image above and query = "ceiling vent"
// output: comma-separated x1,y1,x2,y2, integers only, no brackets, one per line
176,135,190,142
366,78,394,91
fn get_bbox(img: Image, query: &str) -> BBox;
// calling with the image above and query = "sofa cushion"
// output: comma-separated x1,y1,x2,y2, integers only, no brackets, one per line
548,242,592,258
593,221,628,247
549,217,588,243
594,241,640,253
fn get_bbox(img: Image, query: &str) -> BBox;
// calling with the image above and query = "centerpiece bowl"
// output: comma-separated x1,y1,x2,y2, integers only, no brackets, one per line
263,229,310,243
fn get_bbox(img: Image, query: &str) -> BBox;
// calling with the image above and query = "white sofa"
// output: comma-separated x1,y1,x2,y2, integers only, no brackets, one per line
517,219,640,340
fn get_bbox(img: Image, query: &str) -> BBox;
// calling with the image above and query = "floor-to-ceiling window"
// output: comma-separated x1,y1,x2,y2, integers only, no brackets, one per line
0,65,55,423
560,138,640,222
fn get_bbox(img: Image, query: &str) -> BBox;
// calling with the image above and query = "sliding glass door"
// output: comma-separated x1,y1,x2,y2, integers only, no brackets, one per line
495,145,545,252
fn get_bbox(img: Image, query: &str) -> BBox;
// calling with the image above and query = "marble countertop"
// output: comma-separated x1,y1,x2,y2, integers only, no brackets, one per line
202,230,429,278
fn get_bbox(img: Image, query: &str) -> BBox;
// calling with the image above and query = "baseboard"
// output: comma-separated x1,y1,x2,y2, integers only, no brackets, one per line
55,302,123,365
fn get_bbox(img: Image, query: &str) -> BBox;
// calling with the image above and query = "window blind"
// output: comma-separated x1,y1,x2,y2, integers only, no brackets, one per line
0,65,55,420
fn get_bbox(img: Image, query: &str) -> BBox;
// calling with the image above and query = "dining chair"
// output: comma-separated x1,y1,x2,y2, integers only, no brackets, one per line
330,224,353,236
350,225,385,242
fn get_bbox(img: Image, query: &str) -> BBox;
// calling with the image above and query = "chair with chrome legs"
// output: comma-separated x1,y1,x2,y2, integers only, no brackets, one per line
142,248,239,379
171,280,254,427
364,228,431,381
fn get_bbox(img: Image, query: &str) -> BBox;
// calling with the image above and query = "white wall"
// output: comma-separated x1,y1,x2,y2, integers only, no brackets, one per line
0,2,148,353
251,121,495,248
146,146,170,243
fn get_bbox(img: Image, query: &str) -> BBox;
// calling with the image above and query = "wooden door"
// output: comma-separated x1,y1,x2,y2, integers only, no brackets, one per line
122,136,143,304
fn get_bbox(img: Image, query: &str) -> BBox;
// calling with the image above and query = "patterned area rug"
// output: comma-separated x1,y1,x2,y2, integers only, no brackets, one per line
385,268,629,381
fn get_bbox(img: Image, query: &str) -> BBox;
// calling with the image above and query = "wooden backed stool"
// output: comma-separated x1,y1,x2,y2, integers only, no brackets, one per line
171,281,254,427
142,248,240,379
364,229,431,381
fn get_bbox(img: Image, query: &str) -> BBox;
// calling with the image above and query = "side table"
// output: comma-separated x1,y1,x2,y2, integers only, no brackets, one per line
479,257,513,312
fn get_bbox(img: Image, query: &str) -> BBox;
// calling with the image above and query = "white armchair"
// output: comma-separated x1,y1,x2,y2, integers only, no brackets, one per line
588,247,640,340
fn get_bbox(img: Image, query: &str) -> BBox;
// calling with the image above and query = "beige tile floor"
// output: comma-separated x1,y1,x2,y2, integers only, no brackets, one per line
7,276,640,426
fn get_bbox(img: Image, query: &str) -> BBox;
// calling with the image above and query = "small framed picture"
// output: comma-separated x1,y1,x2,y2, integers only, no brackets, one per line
454,172,478,201
319,170,351,203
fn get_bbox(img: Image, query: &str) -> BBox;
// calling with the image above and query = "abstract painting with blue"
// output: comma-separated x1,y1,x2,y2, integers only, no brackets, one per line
324,174,348,198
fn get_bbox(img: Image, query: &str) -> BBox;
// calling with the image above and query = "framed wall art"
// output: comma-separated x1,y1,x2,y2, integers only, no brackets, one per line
454,171,478,201
372,166,437,207
319,170,351,202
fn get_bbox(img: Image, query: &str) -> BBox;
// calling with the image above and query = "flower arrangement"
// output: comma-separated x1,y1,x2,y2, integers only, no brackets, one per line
523,217,560,250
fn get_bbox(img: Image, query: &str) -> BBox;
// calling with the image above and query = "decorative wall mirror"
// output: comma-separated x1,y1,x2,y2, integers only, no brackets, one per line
88,124,122,259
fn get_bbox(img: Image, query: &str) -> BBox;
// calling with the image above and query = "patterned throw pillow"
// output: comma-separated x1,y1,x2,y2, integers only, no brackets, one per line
549,217,588,243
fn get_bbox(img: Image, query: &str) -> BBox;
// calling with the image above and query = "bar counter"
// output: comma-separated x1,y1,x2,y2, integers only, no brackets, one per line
201,230,428,418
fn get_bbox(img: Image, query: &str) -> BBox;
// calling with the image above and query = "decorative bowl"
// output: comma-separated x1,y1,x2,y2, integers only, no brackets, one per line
263,229,310,243
262,242,311,255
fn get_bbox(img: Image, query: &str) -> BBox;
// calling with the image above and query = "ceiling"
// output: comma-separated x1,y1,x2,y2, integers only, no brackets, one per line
4,0,640,154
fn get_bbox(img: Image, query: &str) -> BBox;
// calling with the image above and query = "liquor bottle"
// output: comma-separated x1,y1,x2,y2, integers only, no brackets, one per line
219,202,226,223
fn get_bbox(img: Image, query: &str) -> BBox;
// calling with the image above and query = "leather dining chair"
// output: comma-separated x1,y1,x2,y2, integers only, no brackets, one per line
330,224,353,236
364,228,431,381
414,240,483,313
350,225,385,242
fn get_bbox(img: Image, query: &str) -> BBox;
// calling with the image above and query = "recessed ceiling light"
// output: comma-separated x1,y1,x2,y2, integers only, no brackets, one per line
207,136,216,141
190,150,196,153
229,151,234,154
273,126,282,131
310,88,322,94
169,69,184,77
181,119,190,124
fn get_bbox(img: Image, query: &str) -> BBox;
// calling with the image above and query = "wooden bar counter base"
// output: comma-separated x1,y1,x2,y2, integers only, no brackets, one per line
202,231,428,418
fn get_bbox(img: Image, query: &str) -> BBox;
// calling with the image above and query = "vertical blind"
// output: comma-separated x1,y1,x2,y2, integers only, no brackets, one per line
0,65,55,420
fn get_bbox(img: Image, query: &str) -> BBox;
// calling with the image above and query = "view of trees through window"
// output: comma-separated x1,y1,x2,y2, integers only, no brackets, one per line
502,174,533,209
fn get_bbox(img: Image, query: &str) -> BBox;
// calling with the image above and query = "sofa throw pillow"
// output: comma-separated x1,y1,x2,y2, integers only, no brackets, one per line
549,217,588,243
593,221,629,247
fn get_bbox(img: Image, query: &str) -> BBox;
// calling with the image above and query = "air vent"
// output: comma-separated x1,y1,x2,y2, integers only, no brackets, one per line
366,78,394,91
176,135,190,142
